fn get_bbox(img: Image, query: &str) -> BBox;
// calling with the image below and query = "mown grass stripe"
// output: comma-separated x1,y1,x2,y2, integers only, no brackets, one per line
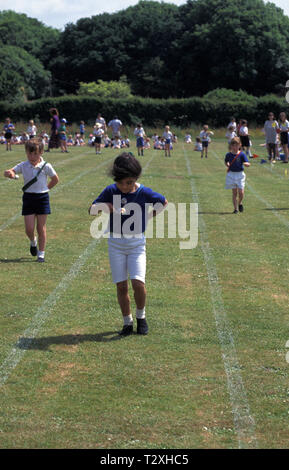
183,145,258,449
0,238,99,387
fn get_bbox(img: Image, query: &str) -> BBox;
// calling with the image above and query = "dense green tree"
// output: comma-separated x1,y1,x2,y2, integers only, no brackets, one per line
50,1,182,97
0,46,51,101
174,0,289,96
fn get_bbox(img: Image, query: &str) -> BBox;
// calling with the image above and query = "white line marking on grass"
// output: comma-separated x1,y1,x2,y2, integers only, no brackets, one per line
183,146,258,449
0,238,99,387
0,156,113,233
212,149,289,229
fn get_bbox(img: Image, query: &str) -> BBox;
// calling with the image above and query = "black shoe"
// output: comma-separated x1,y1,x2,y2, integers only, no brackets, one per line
137,318,148,335
37,257,45,263
233,209,238,214
238,204,244,213
119,324,133,336
30,245,37,256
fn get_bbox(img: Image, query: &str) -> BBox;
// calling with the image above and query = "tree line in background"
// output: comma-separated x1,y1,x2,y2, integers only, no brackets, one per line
1,0,289,119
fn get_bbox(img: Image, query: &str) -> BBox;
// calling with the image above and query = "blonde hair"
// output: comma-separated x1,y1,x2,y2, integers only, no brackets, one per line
229,137,241,148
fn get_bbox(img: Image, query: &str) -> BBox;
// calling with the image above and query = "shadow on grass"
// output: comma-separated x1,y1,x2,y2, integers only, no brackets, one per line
198,211,233,215
0,258,33,263
263,208,289,211
17,332,125,350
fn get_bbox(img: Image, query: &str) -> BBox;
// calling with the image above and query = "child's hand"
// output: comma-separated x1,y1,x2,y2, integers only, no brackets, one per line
4,169,15,179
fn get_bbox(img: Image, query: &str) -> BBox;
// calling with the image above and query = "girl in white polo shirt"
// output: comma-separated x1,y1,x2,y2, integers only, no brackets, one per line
4,139,59,262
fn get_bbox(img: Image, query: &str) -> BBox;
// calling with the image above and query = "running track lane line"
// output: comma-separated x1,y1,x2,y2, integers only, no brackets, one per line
212,149,289,230
183,146,258,449
0,152,156,387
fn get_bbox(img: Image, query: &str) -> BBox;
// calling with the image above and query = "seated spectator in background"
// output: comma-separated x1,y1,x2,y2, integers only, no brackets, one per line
0,132,6,144
153,137,162,150
103,134,111,148
226,126,237,143
185,134,192,144
20,132,29,144
124,135,130,147
173,134,178,143
144,137,151,149
194,137,202,151
113,137,122,149
67,135,74,146
88,134,95,146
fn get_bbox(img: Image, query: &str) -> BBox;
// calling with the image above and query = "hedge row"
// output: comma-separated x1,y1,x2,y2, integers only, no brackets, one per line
1,93,289,127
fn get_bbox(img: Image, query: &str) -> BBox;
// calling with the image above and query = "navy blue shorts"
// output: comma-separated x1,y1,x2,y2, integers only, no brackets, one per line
22,192,51,216
202,141,209,148
136,137,144,147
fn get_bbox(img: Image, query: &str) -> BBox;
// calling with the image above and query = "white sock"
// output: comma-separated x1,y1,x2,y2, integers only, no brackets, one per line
123,314,133,325
30,238,37,247
136,308,146,319
38,250,45,258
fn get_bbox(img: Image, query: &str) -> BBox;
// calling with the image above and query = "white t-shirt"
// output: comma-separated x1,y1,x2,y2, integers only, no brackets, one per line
239,126,248,136
163,131,173,140
93,128,104,137
108,119,122,134
200,130,210,142
227,121,237,131
95,117,106,129
279,120,289,132
13,158,56,193
27,125,37,136
225,130,237,142
134,127,145,137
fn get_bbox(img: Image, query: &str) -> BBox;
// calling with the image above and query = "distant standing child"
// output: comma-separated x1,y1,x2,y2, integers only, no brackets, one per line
79,121,85,140
225,126,237,143
59,118,69,153
3,117,15,151
239,119,252,157
134,123,146,156
89,152,168,335
27,120,37,139
200,124,214,158
93,123,104,154
263,112,279,162
225,137,250,214
278,112,289,163
3,139,59,262
227,117,237,133
163,125,173,157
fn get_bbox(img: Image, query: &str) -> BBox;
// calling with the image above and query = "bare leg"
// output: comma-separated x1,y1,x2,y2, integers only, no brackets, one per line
116,280,131,317
131,279,146,309
36,214,47,252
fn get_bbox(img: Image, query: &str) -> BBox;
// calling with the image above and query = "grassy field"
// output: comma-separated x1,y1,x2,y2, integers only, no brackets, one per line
0,133,288,449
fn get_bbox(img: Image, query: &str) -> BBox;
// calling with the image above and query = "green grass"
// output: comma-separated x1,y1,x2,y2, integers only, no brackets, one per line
0,135,288,449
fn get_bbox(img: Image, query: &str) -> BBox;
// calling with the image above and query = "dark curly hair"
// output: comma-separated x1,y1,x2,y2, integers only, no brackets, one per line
110,152,142,181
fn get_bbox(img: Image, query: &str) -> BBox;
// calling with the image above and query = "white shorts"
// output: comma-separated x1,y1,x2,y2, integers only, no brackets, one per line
108,236,146,284
225,171,246,189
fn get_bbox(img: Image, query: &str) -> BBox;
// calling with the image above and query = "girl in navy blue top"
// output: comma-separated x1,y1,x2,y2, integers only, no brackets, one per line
89,152,168,336
225,137,250,214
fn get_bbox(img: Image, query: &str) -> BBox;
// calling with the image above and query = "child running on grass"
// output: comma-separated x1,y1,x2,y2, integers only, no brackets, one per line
225,137,250,214
134,123,146,156
3,139,59,262
89,152,168,336
163,125,173,157
200,124,214,158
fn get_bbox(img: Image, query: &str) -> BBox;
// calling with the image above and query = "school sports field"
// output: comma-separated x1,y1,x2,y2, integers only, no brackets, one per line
0,134,288,449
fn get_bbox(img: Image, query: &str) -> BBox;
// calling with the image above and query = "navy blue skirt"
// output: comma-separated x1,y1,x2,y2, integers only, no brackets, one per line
22,192,51,216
